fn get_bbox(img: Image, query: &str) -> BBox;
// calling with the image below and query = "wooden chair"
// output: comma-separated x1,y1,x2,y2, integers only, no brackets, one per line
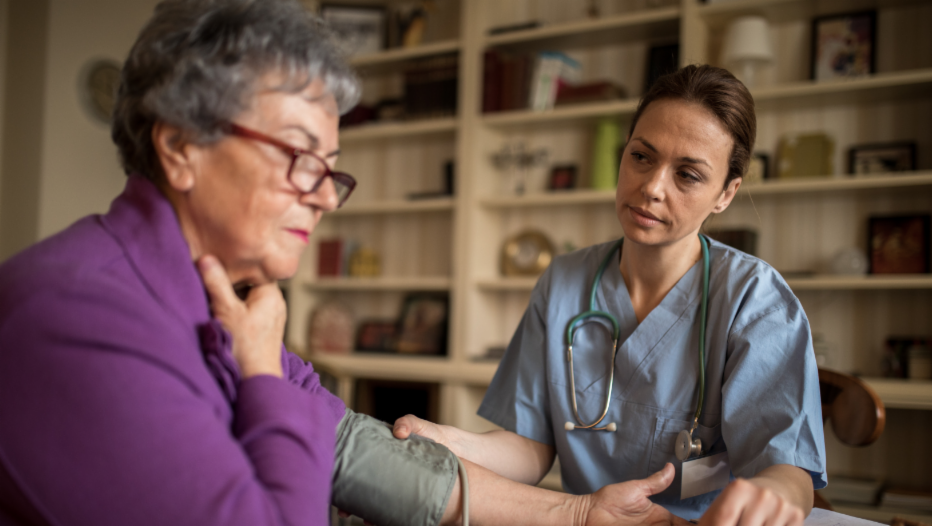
813,368,887,511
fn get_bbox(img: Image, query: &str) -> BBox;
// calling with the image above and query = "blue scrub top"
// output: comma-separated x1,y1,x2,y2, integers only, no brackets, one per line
478,238,827,520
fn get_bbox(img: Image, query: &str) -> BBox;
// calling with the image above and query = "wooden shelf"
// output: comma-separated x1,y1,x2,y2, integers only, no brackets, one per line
482,98,639,128
742,172,932,195
478,173,932,209
785,275,932,290
349,40,460,70
833,503,932,525
477,277,539,291
479,275,932,292
698,0,929,25
863,378,932,410
753,69,932,108
485,7,679,50
307,353,498,385
480,69,932,129
339,117,457,142
330,198,454,217
306,277,451,291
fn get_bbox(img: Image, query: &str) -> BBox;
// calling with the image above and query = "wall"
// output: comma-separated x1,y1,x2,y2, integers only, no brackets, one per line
35,0,159,240
0,0,7,224
0,0,49,260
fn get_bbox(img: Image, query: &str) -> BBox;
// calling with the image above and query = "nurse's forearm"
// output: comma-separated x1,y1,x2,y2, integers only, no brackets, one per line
439,457,581,526
445,427,555,485
749,464,814,515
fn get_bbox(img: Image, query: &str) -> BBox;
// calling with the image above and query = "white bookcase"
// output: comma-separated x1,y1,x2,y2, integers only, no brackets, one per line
289,0,932,521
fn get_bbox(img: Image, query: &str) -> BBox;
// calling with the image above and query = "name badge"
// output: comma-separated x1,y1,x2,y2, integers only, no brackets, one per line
681,451,730,500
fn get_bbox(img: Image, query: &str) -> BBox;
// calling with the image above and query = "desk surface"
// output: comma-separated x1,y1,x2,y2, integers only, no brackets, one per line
806,508,882,525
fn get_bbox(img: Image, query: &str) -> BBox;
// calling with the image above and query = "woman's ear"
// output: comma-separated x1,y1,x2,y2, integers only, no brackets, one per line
152,121,197,192
712,176,742,214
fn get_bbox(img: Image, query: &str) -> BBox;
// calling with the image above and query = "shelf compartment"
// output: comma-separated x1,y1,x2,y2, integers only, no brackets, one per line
349,40,460,71
308,353,498,385
481,98,639,128
339,117,457,142
331,198,455,217
753,68,932,108
480,275,932,292
863,378,932,410
306,277,451,291
484,7,680,50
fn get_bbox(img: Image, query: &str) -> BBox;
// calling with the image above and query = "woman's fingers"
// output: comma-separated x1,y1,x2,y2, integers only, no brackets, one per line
197,255,240,316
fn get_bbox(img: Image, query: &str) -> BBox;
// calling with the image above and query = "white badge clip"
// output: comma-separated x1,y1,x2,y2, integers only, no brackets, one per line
681,451,730,500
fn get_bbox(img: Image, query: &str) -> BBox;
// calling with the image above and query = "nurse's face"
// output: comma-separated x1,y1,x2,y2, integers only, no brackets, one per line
615,98,740,248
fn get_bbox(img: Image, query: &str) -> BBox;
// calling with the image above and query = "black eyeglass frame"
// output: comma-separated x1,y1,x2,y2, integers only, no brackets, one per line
221,122,356,207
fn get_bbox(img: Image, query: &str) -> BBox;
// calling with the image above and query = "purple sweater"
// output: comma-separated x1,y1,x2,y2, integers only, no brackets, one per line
0,175,345,525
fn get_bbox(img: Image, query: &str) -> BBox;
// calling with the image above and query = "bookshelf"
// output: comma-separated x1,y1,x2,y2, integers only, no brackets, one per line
287,0,932,519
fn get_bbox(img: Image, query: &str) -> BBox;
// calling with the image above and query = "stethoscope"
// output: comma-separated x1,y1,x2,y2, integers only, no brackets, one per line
563,234,711,462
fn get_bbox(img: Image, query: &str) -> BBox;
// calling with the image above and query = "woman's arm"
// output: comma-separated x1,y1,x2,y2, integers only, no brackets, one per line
394,414,555,485
438,461,689,526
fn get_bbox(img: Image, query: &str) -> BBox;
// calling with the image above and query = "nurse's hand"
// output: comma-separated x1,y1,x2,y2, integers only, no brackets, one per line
698,478,805,526
582,463,691,526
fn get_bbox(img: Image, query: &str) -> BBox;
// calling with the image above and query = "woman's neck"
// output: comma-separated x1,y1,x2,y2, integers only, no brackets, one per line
619,233,702,323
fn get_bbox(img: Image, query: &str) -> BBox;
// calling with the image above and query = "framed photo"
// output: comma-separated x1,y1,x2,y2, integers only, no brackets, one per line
395,294,448,355
849,142,917,175
548,164,577,191
356,321,397,353
645,42,679,91
320,4,386,57
868,214,931,274
745,152,770,184
811,11,876,81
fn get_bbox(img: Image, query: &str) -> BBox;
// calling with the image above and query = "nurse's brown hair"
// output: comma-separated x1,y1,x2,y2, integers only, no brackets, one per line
628,64,756,189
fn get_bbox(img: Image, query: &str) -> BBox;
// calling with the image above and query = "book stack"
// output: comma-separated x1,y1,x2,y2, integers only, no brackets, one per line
403,54,458,119
882,489,932,512
483,50,580,113
317,238,358,277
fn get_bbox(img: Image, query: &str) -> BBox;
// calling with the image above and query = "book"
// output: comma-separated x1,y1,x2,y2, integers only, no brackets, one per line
528,52,581,111
555,80,626,106
317,239,344,277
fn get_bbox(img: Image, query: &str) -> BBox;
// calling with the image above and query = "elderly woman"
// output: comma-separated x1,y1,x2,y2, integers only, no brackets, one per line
0,1,690,526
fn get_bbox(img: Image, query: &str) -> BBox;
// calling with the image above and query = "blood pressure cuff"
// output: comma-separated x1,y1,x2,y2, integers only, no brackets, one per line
331,408,458,526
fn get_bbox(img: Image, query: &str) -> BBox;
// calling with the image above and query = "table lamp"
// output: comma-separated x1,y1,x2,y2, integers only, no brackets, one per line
721,16,773,88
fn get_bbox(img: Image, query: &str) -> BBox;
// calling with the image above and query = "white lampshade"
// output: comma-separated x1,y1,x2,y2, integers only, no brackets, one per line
721,16,774,87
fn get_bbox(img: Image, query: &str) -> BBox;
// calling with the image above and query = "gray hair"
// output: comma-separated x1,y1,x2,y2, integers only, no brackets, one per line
112,0,360,180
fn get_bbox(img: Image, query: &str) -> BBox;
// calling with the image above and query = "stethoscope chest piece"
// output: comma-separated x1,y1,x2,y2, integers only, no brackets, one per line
675,429,702,461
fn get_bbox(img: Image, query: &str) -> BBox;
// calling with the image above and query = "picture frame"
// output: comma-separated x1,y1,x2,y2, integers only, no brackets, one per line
395,294,448,355
355,321,397,353
849,142,917,175
645,42,680,92
868,214,931,274
320,4,386,57
811,11,876,81
548,164,577,191
745,152,770,184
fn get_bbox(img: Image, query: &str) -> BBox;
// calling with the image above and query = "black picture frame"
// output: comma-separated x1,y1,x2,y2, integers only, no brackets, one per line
867,214,931,274
320,4,387,57
848,142,917,175
645,43,680,92
811,10,876,81
395,294,448,356
548,164,577,191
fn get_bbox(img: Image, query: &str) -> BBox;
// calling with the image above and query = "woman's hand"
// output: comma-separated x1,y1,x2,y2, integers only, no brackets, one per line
197,255,285,379
698,478,805,526
581,463,692,526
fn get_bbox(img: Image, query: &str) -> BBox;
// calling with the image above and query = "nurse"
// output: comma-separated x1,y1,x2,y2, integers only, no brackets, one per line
394,64,826,525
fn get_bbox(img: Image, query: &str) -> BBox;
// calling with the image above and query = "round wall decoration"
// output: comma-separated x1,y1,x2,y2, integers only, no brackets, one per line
79,59,122,125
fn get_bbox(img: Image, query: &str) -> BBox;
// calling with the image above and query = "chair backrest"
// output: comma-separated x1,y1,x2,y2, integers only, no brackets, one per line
819,368,886,446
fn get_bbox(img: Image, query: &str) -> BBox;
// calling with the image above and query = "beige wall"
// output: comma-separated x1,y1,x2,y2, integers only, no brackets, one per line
36,0,159,239
0,0,7,219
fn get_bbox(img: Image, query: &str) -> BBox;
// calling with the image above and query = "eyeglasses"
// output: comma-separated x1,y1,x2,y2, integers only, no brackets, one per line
221,122,356,208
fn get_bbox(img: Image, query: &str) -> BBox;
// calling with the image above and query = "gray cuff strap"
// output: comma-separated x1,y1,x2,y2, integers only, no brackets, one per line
332,409,458,526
